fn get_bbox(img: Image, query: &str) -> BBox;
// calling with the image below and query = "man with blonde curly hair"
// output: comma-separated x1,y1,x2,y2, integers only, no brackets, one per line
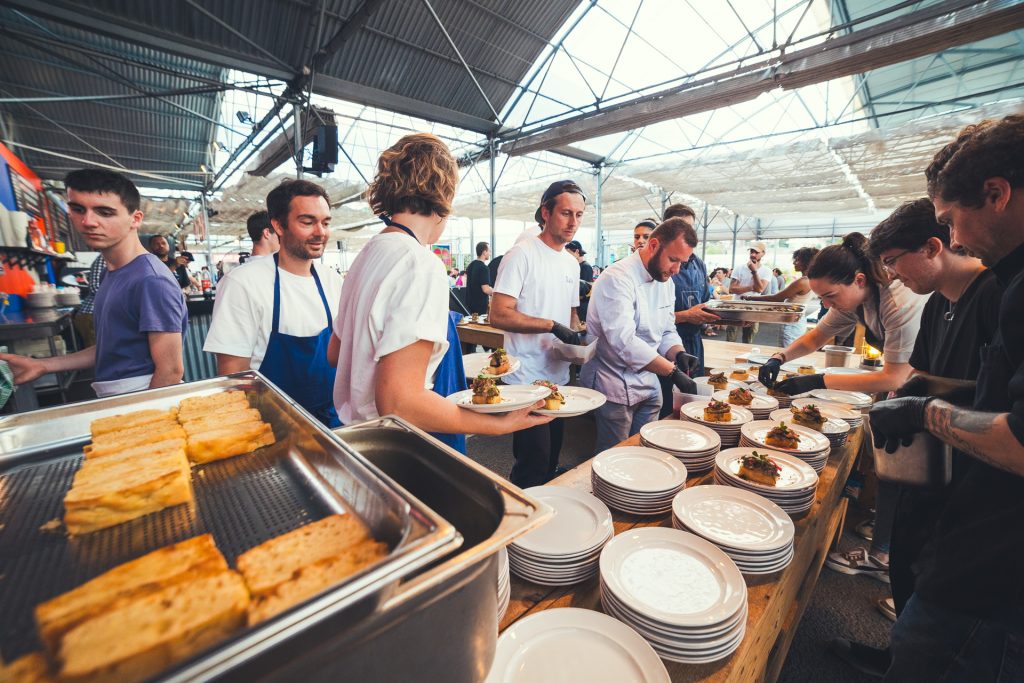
205,178,342,425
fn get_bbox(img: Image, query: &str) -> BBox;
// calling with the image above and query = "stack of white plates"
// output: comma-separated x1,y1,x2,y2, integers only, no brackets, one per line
739,420,831,472
711,389,779,420
508,486,614,585
599,528,748,663
55,289,81,306
693,375,744,396
748,382,803,409
792,397,864,429
639,420,721,473
590,447,687,515
769,408,851,451
484,608,670,683
497,548,511,622
671,486,795,576
714,448,819,516
679,402,753,449
26,290,56,308
810,388,873,412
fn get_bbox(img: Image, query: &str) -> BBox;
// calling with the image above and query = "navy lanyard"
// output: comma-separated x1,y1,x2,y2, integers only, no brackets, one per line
380,214,420,244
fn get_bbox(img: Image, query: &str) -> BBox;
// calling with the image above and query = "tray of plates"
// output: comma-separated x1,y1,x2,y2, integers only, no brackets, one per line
704,300,806,324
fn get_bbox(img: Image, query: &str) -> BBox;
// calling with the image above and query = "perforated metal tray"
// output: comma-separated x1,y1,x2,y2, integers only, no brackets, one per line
706,299,806,323
0,373,460,680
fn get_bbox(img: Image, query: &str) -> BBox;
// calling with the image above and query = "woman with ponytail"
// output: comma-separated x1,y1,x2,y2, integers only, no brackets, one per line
758,232,928,396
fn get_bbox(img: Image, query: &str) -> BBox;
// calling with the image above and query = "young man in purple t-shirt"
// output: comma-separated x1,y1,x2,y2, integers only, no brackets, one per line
0,169,186,397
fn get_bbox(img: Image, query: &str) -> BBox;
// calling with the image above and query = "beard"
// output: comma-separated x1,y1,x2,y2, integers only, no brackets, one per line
283,237,325,260
645,245,671,282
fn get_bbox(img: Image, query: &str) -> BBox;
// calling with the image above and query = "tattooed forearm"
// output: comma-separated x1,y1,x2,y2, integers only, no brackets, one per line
924,400,1024,476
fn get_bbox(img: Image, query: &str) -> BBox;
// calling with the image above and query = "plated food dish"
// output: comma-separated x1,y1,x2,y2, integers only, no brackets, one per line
704,399,732,423
790,404,826,431
471,374,502,404
462,351,521,378
765,422,801,449
449,384,549,413
533,380,565,411
727,387,753,406
707,371,729,391
486,348,511,374
738,451,782,486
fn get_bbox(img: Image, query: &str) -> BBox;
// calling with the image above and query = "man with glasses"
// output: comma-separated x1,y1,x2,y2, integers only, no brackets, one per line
727,241,770,343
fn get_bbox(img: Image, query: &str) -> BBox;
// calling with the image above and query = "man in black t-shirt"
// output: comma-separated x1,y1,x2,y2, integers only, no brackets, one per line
565,240,593,321
465,241,493,315
869,116,1024,682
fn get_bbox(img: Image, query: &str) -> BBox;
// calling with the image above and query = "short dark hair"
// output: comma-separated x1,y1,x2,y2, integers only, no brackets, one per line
476,241,489,257
792,247,819,271
868,198,951,258
808,232,889,289
247,210,272,243
64,168,141,213
266,179,330,226
536,180,586,226
926,115,1024,208
650,217,698,249
663,203,696,221
635,218,658,230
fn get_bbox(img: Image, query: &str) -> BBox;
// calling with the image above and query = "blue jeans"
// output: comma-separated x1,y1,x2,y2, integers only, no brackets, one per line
594,395,661,454
885,594,1024,682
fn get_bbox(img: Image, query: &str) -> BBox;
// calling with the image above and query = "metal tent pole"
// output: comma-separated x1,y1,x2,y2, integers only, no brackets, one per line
731,216,739,271
294,102,303,178
201,192,213,272
701,202,709,261
488,137,496,251
595,164,604,267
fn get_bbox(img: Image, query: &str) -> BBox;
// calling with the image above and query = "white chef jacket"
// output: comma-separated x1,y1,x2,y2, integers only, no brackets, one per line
580,251,682,406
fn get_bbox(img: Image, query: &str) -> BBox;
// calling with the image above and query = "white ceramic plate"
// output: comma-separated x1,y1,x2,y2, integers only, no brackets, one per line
781,362,820,375
592,447,688,492
716,448,819,492
485,608,670,683
639,420,722,453
680,402,754,428
671,485,794,552
513,486,614,556
532,386,607,417
810,388,872,407
448,384,549,413
600,527,746,628
740,420,831,454
709,366,757,384
711,389,779,412
462,352,521,378
768,409,850,436
790,398,861,422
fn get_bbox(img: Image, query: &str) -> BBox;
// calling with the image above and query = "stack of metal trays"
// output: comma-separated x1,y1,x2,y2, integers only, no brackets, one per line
705,300,806,323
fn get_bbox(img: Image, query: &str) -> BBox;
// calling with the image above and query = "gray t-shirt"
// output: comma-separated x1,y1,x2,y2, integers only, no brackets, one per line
813,279,927,364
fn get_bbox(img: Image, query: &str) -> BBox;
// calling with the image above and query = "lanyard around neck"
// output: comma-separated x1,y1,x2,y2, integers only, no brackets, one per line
380,214,420,244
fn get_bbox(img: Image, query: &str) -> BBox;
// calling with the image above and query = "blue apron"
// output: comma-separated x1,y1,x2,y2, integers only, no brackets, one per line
259,253,340,428
672,253,711,374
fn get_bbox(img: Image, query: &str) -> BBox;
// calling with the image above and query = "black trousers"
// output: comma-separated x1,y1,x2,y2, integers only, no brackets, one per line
510,419,565,488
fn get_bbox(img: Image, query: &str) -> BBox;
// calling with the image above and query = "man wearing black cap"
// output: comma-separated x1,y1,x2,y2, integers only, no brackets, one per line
491,180,586,487
566,239,594,322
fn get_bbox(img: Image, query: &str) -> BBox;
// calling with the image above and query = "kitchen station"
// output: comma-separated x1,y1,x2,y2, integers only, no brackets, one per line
2,3,1024,683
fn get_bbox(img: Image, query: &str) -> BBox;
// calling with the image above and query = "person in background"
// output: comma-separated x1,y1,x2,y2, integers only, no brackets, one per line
491,180,585,487
204,179,342,426
0,169,185,397
465,241,493,315
827,198,1001,677
72,253,107,347
455,270,466,287
565,240,593,322
147,234,199,291
743,247,818,347
866,115,1024,682
632,218,657,252
213,211,279,305
727,241,770,342
773,267,786,292
488,253,503,286
329,133,550,439
582,217,699,452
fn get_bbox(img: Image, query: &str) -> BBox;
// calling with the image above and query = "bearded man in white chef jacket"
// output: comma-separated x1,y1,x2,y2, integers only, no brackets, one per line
581,218,700,453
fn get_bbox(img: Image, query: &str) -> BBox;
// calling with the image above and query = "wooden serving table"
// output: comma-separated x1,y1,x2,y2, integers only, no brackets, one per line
456,321,503,349
499,418,860,682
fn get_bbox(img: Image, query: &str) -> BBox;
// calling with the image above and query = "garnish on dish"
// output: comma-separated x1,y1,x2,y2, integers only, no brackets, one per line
765,421,801,449
738,450,782,486
533,380,565,410
708,372,729,390
727,387,753,406
790,404,826,431
471,374,501,404
703,399,732,422
486,347,511,374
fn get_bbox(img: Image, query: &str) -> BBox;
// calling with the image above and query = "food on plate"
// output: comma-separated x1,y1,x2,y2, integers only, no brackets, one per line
727,387,753,406
797,365,815,375
765,421,801,449
0,652,53,683
486,347,511,374
35,535,227,656
471,374,501,404
703,399,732,422
470,312,480,322
767,373,797,397
533,380,565,410
89,408,178,438
707,372,729,390
790,404,826,431
729,368,749,380
738,451,782,486
237,514,387,625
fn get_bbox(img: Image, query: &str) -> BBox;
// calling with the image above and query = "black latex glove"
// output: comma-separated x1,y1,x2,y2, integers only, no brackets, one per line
897,374,976,406
758,358,783,387
551,321,584,346
773,373,826,396
675,351,700,377
670,368,697,395
869,396,933,454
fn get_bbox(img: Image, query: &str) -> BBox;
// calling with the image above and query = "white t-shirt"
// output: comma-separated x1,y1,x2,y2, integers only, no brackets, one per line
493,235,580,385
332,233,450,424
203,255,342,370
513,224,542,246
210,253,272,317
732,263,771,293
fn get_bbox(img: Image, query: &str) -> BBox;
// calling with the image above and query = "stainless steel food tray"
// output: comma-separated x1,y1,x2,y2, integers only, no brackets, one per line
706,299,806,323
0,372,461,680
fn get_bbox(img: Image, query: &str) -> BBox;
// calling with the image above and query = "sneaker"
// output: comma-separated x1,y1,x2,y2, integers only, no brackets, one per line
855,518,874,542
829,638,890,678
877,597,897,622
825,547,890,583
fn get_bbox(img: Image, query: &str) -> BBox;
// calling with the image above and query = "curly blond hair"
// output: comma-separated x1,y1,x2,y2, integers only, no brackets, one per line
367,133,459,218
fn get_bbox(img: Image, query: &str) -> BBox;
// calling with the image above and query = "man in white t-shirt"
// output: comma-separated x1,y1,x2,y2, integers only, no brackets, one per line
204,180,343,425
491,180,586,487
727,240,771,343
212,210,279,309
